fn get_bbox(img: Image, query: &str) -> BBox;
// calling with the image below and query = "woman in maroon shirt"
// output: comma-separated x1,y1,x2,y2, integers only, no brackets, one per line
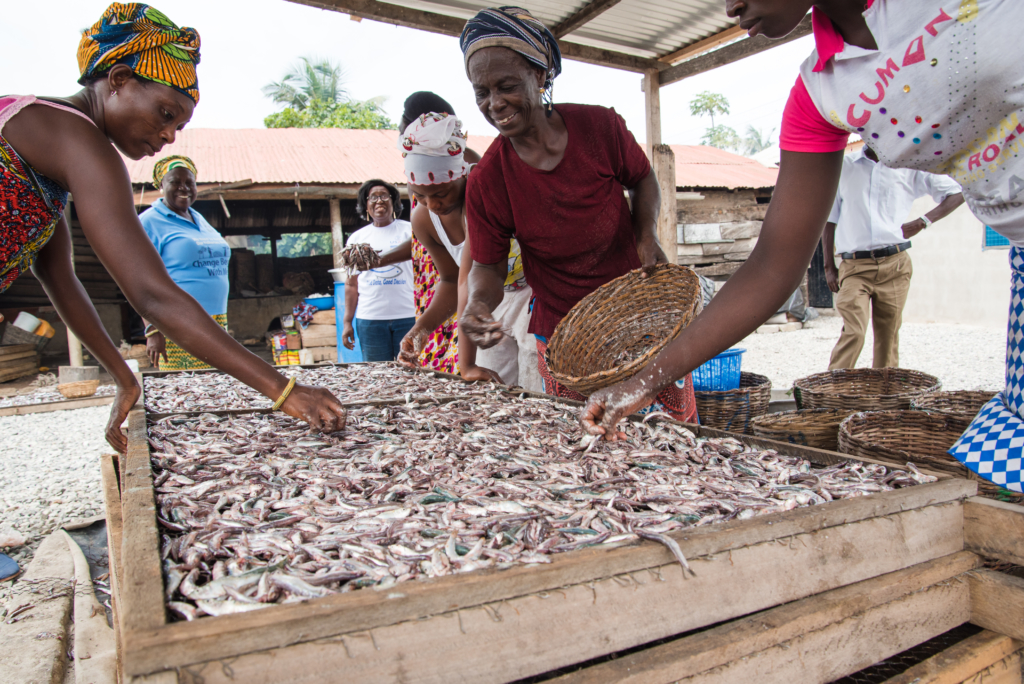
459,7,698,422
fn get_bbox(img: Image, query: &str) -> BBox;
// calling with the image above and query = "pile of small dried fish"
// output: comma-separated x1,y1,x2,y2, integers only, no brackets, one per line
143,363,504,413
339,243,381,276
149,396,934,620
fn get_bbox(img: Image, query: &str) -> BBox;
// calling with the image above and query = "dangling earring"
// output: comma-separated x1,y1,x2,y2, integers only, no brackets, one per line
110,90,117,97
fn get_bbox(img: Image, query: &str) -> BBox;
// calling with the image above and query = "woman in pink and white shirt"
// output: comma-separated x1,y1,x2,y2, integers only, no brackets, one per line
583,0,1024,494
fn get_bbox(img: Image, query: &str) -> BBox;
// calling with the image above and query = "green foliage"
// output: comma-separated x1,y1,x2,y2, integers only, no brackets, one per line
689,91,731,128
742,125,776,156
263,57,394,130
277,233,333,258
263,56,346,111
264,98,395,130
701,125,741,151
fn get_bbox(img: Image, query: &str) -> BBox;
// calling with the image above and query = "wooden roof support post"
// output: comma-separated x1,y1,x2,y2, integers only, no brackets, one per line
330,198,344,269
65,199,84,367
642,69,677,258
653,146,678,262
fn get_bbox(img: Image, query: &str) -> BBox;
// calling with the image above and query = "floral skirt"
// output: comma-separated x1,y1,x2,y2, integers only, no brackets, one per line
412,235,458,374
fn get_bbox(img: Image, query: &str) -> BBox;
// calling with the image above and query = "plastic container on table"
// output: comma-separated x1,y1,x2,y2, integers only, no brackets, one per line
692,348,746,392
334,281,362,363
304,295,334,310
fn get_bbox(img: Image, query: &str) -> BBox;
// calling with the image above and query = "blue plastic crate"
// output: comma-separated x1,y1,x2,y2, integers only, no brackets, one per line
692,348,745,392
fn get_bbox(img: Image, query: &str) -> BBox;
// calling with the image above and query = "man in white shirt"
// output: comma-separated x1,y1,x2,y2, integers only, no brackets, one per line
823,146,964,370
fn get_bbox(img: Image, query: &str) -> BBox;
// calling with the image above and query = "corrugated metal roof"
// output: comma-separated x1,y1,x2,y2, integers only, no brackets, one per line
121,128,496,186
672,145,779,190
378,0,736,60
123,129,776,190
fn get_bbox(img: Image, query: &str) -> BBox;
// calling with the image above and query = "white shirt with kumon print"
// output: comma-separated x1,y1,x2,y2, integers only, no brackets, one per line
782,0,1024,245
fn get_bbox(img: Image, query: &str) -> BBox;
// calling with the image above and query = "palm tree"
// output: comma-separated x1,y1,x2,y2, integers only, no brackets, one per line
742,126,776,156
263,57,347,111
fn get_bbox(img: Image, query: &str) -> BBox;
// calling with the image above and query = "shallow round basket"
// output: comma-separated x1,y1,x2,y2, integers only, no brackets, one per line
750,408,853,451
695,372,772,434
838,410,1009,497
58,379,99,399
910,390,996,420
546,264,702,396
793,368,940,412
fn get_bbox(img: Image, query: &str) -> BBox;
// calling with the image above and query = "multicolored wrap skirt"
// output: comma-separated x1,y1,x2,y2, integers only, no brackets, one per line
160,314,228,371
535,336,699,424
412,235,458,374
949,246,1024,493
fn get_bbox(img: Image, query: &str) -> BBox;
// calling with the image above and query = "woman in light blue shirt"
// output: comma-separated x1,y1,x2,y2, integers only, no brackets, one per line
139,156,230,370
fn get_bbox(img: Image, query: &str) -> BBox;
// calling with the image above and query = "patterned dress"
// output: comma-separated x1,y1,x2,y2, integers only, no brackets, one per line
161,314,229,371
412,235,458,374
0,96,93,293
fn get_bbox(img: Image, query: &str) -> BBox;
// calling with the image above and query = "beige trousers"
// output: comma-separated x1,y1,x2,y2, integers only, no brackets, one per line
829,250,913,370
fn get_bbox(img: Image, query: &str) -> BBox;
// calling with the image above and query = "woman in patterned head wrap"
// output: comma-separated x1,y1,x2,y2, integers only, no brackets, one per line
0,3,347,455
395,112,540,391
458,7,697,422
138,155,231,371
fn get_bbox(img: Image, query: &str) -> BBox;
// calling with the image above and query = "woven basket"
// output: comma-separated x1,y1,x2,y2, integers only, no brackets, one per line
750,408,853,451
58,379,99,399
838,410,1008,496
546,264,702,396
910,390,996,420
695,372,772,434
793,368,940,412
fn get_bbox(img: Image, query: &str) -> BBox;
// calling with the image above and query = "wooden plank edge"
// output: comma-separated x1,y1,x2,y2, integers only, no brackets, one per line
124,504,967,682
880,629,1022,684
970,568,1024,642
550,551,982,683
100,452,127,684
965,496,1024,566
120,485,969,676
0,393,114,417
119,409,167,634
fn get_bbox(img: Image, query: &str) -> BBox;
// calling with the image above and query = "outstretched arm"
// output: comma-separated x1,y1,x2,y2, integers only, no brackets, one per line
32,216,139,452
582,149,845,438
6,105,345,432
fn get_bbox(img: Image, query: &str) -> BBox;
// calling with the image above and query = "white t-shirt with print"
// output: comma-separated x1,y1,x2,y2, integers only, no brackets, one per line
797,0,1024,245
347,220,415,320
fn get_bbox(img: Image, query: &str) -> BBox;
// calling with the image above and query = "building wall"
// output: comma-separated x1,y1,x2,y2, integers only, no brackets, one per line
902,197,1009,327
675,189,769,278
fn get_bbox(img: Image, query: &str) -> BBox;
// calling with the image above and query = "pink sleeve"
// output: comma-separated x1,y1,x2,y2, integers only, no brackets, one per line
779,76,850,153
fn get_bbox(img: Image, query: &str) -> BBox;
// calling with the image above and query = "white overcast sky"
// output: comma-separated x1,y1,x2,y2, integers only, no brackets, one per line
6,0,814,148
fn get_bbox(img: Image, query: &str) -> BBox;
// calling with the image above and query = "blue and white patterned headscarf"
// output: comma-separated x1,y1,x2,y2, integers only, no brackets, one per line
460,6,561,112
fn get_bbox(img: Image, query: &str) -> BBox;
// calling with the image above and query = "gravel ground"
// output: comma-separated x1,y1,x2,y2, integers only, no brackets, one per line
739,315,1007,392
0,405,110,605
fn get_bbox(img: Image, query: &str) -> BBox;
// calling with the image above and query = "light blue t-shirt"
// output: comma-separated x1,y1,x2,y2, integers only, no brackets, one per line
139,199,230,316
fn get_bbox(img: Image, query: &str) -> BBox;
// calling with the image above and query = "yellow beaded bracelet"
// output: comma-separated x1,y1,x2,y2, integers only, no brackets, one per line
272,377,297,411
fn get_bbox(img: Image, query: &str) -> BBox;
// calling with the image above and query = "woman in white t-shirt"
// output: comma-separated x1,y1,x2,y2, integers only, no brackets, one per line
583,0,1023,495
341,180,416,362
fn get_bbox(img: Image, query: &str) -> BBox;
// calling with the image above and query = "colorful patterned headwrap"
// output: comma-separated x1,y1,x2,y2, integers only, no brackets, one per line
153,155,197,185
77,3,201,104
460,7,561,111
398,113,469,186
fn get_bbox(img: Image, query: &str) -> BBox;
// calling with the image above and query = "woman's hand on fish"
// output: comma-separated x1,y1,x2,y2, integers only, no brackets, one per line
461,364,503,383
460,301,504,349
580,374,659,441
397,326,430,368
105,380,142,453
280,384,347,432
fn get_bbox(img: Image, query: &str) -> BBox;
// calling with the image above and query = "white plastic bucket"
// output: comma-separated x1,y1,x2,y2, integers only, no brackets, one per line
12,312,40,333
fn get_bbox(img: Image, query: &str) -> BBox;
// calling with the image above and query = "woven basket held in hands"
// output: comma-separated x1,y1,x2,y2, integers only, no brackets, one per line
695,372,771,434
750,408,853,452
793,368,940,412
58,379,99,399
910,390,996,420
546,264,702,396
838,409,1008,497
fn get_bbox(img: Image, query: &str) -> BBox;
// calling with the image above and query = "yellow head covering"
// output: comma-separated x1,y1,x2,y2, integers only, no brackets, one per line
153,155,197,185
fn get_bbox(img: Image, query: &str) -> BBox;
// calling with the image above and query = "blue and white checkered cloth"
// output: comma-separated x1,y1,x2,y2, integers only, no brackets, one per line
948,247,1024,493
